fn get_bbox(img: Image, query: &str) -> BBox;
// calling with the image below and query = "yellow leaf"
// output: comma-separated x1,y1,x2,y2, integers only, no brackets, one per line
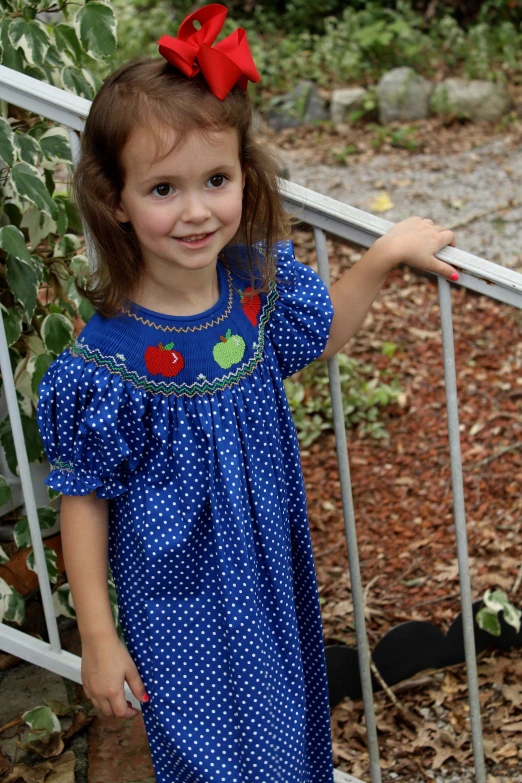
371,191,394,212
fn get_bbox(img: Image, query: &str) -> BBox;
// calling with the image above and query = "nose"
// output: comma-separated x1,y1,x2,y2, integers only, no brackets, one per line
180,192,212,224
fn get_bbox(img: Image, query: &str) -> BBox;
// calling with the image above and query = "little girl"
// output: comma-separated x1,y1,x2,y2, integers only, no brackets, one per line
37,5,458,782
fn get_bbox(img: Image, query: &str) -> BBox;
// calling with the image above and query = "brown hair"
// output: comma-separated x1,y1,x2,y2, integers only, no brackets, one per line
73,57,291,318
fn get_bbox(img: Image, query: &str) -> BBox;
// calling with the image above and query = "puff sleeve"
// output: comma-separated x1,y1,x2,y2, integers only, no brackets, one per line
267,240,334,379
37,349,146,498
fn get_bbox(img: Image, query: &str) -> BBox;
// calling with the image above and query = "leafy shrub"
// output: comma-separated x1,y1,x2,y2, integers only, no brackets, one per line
0,0,118,630
284,352,400,446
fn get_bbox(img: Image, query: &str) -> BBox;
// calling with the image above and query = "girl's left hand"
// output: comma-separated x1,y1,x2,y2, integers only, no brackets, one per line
379,216,458,280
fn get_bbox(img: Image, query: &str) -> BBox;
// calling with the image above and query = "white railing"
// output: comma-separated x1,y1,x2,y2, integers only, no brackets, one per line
1,64,522,783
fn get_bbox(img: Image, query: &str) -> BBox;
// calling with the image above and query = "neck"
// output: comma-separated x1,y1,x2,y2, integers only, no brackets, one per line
130,259,221,317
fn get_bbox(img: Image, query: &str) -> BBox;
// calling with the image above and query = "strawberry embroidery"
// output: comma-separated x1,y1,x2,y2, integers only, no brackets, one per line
239,287,261,327
144,342,184,378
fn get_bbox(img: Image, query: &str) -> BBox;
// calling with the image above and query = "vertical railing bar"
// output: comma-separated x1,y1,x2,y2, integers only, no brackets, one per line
313,227,382,783
438,277,486,783
0,312,61,652
67,127,98,273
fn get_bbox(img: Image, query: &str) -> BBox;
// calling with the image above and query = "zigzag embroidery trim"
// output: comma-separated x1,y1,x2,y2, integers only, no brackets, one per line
51,458,75,473
118,266,234,333
70,284,278,398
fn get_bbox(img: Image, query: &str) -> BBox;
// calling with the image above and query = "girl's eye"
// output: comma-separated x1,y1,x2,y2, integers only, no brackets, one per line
151,183,173,198
208,174,227,189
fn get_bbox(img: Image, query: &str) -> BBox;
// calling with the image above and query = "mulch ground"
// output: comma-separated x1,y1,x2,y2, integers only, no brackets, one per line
290,229,522,781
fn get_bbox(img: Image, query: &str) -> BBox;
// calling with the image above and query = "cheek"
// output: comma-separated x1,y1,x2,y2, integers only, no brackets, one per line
135,205,174,238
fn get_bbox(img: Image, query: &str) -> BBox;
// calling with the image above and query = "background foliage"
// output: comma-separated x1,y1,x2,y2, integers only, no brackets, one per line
0,0,118,631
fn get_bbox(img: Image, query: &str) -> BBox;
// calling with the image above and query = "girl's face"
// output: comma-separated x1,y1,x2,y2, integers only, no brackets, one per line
115,125,245,276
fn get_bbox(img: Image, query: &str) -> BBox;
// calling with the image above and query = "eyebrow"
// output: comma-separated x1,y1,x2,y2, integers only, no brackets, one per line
139,163,238,187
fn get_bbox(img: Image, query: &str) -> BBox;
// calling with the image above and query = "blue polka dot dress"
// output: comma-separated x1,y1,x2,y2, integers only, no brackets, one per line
37,240,335,783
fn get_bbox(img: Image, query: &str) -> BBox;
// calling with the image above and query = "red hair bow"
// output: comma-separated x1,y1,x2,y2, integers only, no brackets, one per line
157,3,260,101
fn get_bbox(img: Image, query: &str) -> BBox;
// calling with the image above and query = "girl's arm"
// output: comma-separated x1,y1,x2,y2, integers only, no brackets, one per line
60,493,148,717
319,217,457,360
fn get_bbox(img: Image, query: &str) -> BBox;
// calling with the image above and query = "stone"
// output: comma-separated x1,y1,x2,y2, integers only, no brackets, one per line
87,710,155,783
431,78,514,122
330,87,368,124
266,80,328,130
377,67,432,124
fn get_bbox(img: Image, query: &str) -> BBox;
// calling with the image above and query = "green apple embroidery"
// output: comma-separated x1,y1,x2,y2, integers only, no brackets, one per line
213,329,246,369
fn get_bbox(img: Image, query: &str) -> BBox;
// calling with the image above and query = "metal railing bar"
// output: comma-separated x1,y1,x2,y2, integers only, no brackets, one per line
438,277,486,783
0,622,143,710
314,226,382,783
280,179,522,303
0,312,62,653
0,65,89,132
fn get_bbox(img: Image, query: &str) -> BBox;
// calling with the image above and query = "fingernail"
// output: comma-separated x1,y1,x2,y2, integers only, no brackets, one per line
142,693,150,702
450,272,459,281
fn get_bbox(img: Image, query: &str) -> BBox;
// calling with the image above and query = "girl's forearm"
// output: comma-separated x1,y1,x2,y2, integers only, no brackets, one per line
319,238,393,360
60,493,118,643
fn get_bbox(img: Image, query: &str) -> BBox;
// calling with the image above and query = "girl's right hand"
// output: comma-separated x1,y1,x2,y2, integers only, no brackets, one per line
81,634,148,718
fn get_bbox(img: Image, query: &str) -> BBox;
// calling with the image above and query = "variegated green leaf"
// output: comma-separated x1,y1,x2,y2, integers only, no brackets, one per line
54,233,81,257
0,542,9,564
22,705,61,733
21,207,56,249
39,127,72,165
13,131,41,166
41,312,74,354
1,579,25,625
61,65,93,99
14,506,57,550
6,254,38,317
476,607,501,636
0,475,11,507
54,23,82,65
11,162,58,219
8,18,51,66
2,307,23,346
0,224,31,262
27,544,59,584
53,583,76,619
0,20,24,71
32,352,54,396
75,1,116,59
0,116,14,167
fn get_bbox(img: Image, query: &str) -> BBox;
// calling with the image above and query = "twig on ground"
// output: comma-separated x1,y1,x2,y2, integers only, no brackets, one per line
0,717,23,734
472,441,522,469
512,562,522,595
446,197,522,231
416,591,461,607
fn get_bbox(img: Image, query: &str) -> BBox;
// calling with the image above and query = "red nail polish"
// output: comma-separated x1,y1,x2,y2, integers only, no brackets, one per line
450,272,459,281
143,693,150,702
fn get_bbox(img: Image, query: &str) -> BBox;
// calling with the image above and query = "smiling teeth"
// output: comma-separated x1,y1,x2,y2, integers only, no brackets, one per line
181,233,208,241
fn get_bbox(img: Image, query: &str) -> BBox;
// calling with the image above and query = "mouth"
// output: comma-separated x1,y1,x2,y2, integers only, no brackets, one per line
172,231,216,248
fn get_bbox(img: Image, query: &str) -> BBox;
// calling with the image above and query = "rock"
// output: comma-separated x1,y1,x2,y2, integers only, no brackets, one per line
377,67,432,124
431,78,514,122
266,80,328,130
330,87,369,124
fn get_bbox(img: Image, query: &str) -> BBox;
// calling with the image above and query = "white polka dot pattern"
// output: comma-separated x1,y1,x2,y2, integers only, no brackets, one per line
37,241,335,783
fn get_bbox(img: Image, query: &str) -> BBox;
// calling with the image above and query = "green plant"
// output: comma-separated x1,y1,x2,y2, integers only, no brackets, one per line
284,352,400,447
476,588,521,636
0,0,120,632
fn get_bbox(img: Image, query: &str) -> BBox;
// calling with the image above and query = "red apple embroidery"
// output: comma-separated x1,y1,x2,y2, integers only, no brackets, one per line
239,287,261,327
144,342,184,377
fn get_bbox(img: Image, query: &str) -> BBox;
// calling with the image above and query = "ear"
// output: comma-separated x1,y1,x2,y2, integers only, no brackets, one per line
114,200,130,223
241,166,249,190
